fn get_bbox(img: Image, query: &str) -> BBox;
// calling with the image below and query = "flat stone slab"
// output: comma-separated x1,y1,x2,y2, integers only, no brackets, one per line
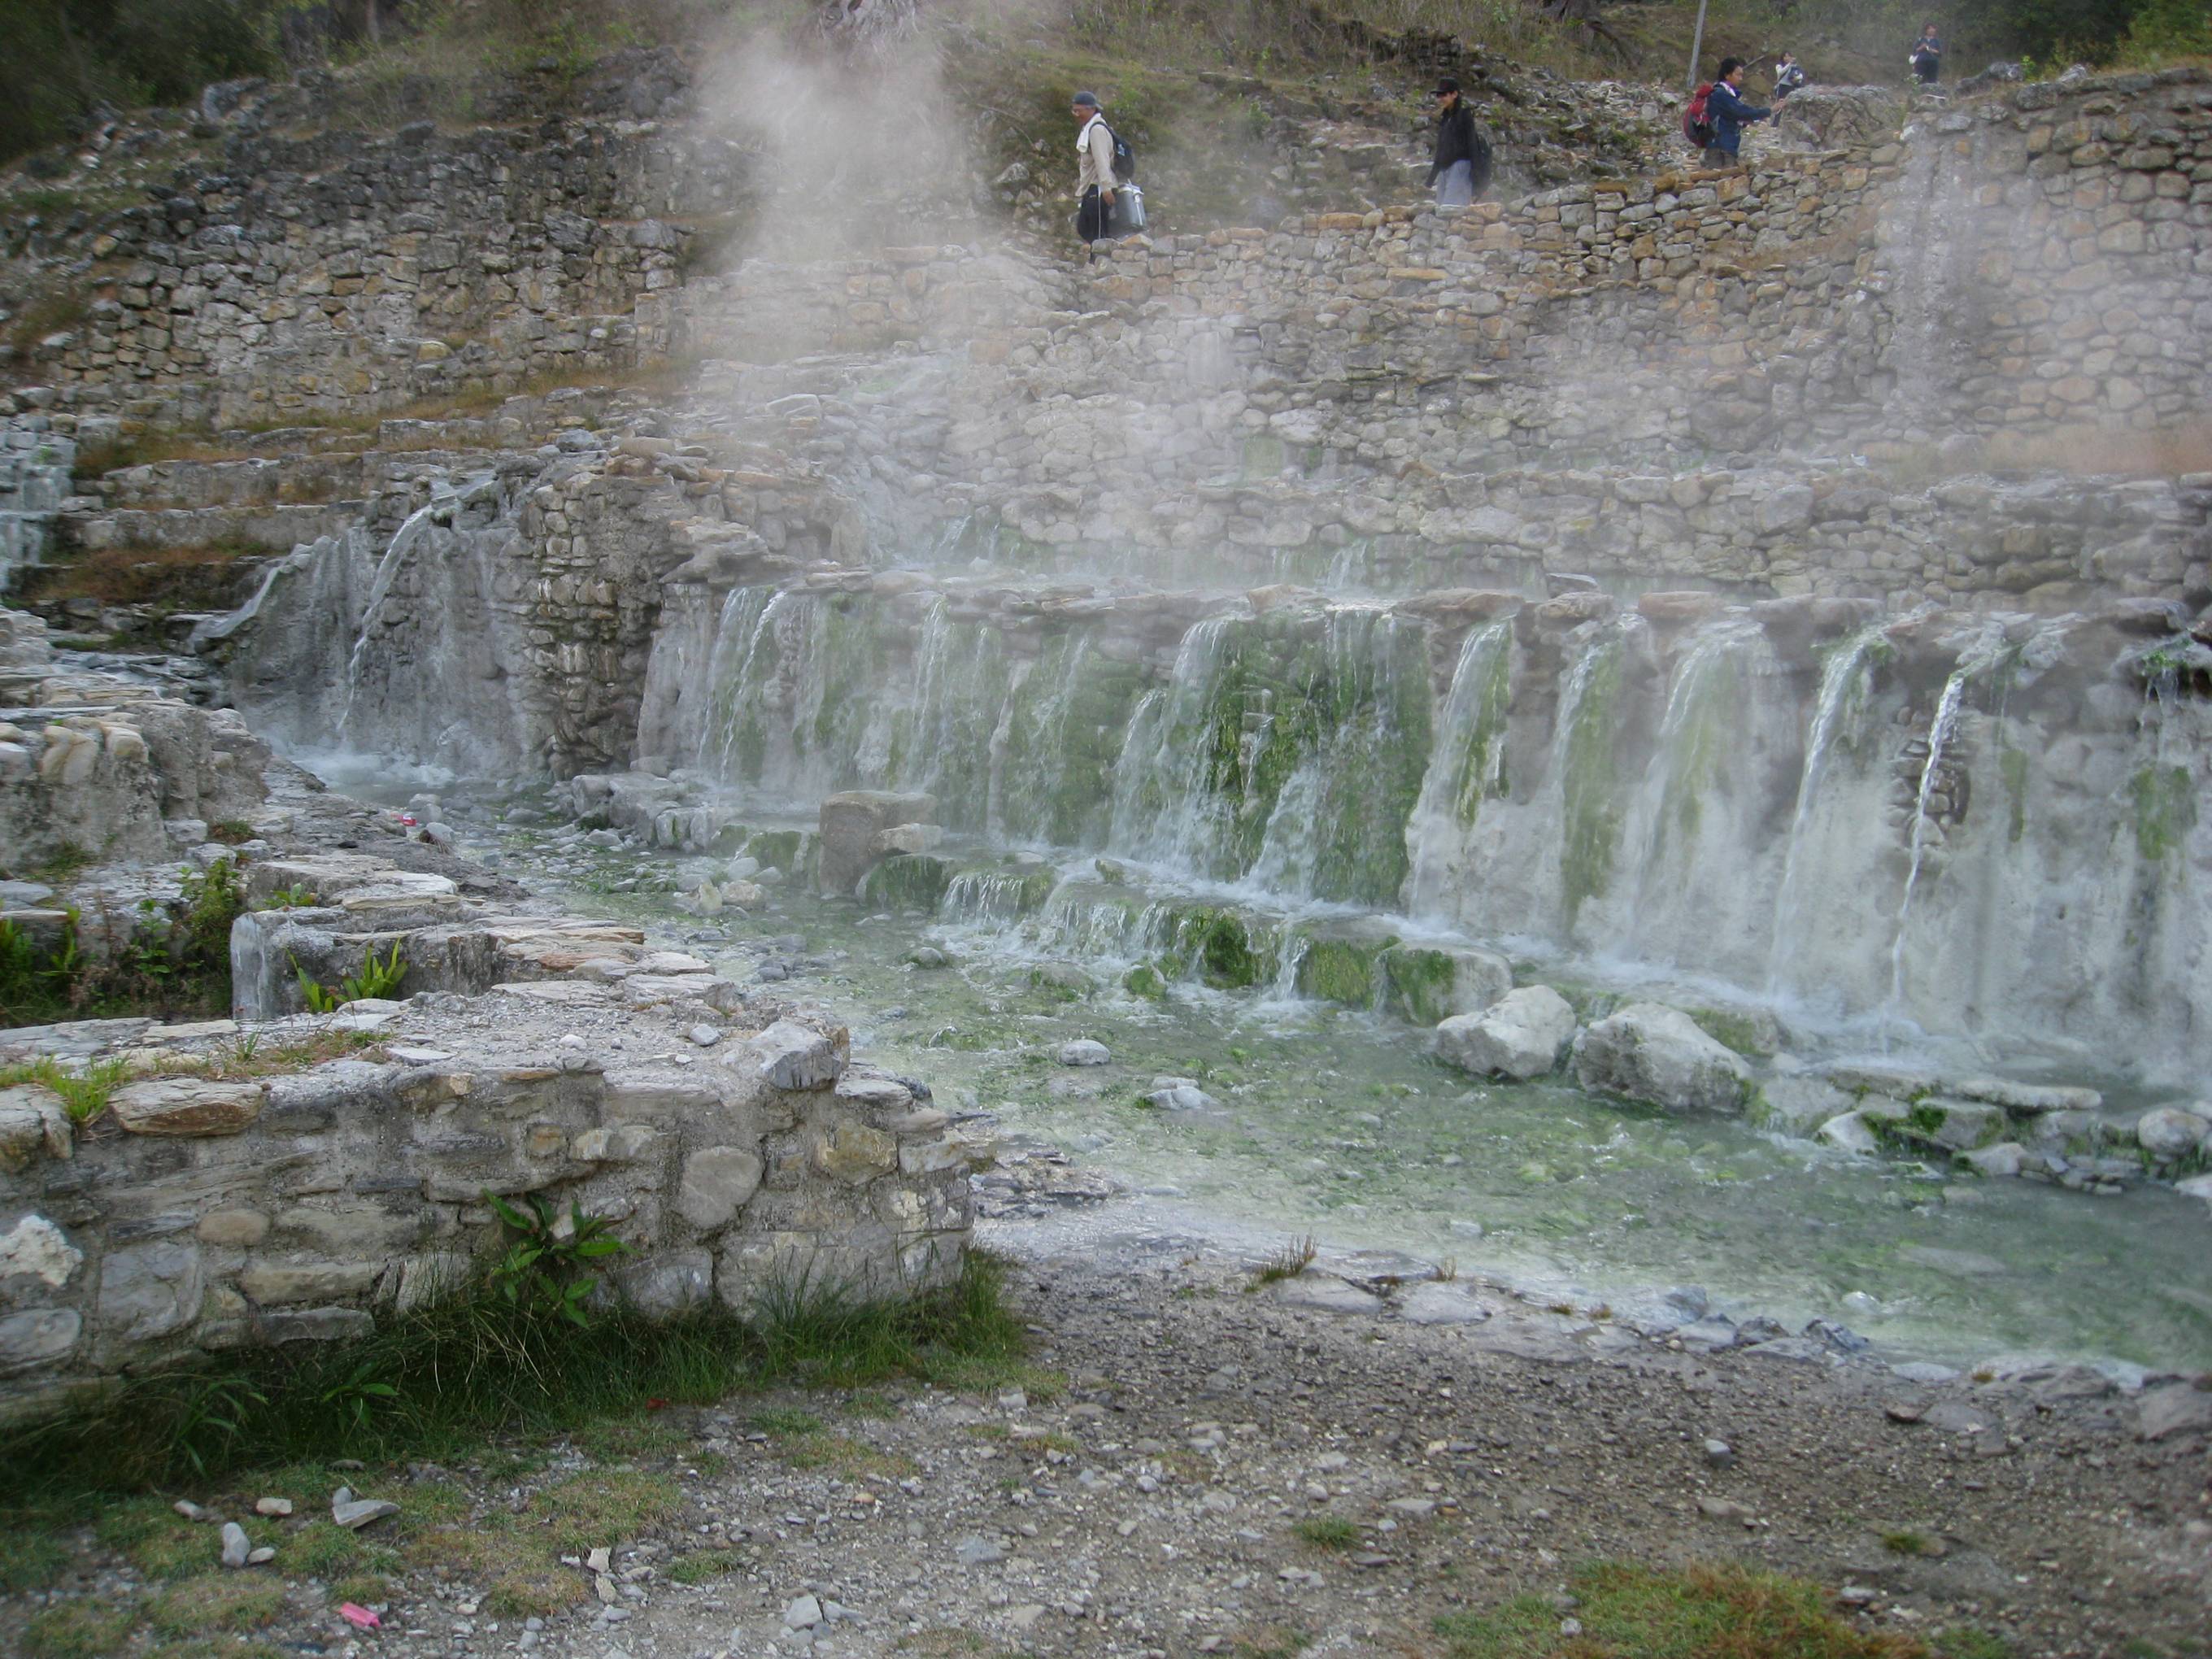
109,1078,264,1137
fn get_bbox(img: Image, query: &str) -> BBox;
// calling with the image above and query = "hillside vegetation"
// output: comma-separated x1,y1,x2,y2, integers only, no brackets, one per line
4,0,2208,173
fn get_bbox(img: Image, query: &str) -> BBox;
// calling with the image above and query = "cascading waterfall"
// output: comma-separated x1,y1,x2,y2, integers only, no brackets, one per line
1106,616,1239,877
1549,620,1632,932
336,496,449,742
1403,620,1513,916
1767,621,1888,993
1621,620,1762,933
1885,628,2007,1030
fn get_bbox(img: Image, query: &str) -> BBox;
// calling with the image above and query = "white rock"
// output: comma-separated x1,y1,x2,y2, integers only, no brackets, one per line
1573,1004,1755,1113
1432,986,1576,1081
1057,1039,1111,1067
1817,1112,1880,1156
220,1522,250,1568
2136,1107,2209,1160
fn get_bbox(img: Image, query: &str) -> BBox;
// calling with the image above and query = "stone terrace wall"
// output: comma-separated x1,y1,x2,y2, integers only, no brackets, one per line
8,114,747,428
0,1012,970,1422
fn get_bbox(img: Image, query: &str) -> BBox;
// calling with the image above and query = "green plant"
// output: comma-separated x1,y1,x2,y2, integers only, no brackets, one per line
294,940,407,1010
261,883,320,909
486,1191,629,1328
345,939,408,1001
1435,1559,1927,1657
174,1373,270,1478
1882,1528,1931,1556
1250,1235,1317,1287
296,962,342,1013
1291,1514,1361,1548
0,1055,130,1124
321,1359,402,1435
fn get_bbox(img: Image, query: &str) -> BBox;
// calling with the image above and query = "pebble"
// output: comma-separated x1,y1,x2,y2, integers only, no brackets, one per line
956,1535,1004,1566
784,1594,822,1630
1704,1438,1735,1467
220,1522,250,1569
333,1494,401,1530
173,1499,209,1522
254,1496,293,1517
246,1546,276,1565
688,1024,721,1046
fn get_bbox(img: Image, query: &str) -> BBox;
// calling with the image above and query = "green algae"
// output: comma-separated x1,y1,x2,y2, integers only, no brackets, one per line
1558,638,1626,927
1122,963,1168,1000
1291,933,1398,1008
1378,945,1462,1026
856,854,953,913
2129,764,2196,862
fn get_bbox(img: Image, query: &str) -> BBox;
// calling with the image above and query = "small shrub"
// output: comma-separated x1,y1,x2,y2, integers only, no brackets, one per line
1883,1528,1931,1556
487,1190,629,1328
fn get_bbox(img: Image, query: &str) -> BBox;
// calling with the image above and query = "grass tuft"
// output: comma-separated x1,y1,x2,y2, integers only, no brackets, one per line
0,1248,1028,1504
1249,1234,1319,1287
1291,1514,1361,1549
1435,1559,1929,1657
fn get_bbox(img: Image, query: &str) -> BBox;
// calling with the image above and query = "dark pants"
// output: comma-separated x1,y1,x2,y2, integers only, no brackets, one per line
1914,54,1940,84
1078,185,1113,244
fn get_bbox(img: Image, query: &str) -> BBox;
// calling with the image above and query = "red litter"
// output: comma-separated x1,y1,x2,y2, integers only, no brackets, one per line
339,1603,382,1630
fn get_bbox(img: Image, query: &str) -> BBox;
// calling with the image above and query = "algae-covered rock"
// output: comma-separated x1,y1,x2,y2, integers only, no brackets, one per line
1573,1003,1756,1114
1378,944,1512,1026
856,853,953,913
1433,985,1576,1081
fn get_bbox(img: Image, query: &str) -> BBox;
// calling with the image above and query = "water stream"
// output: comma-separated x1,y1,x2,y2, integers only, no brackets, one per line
345,773,2212,1374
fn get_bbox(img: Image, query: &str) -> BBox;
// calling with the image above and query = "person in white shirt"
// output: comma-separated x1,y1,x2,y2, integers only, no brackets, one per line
1072,91,1117,247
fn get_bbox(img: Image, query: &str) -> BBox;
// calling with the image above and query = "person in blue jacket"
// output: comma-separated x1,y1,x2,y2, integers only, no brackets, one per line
1702,58,1772,169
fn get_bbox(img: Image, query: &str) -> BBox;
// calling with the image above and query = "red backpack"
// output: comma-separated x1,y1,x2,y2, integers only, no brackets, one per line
1683,81,1715,148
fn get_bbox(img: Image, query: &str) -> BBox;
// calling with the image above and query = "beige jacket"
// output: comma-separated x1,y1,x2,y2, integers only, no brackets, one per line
1076,114,1117,197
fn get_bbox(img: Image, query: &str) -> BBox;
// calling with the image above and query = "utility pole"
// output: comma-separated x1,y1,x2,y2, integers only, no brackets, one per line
1687,0,1709,89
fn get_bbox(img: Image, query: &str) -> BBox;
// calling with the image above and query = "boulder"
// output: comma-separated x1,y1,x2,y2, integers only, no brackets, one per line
1378,944,1512,1026
1057,1039,1112,1067
1771,84,1906,151
817,791,934,895
2136,1107,2209,1160
1817,1112,1881,1156
1433,985,1576,1081
1573,1004,1756,1114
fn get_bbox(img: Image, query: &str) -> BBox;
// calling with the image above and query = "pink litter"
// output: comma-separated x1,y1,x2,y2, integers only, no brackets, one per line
338,1602,382,1630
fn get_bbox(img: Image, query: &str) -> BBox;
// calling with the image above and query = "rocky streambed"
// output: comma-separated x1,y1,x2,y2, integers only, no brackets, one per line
324,771,2212,1382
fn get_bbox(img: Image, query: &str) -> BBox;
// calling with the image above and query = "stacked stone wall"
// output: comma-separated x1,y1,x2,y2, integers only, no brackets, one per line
8,117,747,428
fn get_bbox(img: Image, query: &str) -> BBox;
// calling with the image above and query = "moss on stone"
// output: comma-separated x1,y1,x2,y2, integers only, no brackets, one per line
2130,763,2196,861
1557,638,1625,927
1172,907,1261,989
1122,963,1168,1000
856,854,953,913
1999,744,2029,844
1685,1007,1774,1059
744,830,806,873
1294,933,1397,1008
1378,945,1460,1025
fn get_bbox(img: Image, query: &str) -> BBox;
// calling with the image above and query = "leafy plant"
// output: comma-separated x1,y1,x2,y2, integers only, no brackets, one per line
294,961,342,1014
293,940,407,1010
486,1191,629,1329
261,883,320,909
344,940,407,1002
173,1374,268,1478
320,1360,401,1434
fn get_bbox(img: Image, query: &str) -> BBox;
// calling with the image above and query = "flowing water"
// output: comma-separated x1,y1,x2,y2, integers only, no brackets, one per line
342,772,2212,1374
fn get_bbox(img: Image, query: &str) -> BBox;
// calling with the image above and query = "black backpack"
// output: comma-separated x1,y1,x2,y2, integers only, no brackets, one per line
1098,120,1137,183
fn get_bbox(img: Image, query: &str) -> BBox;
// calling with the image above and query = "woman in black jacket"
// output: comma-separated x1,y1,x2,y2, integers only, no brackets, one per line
1426,78,1492,207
